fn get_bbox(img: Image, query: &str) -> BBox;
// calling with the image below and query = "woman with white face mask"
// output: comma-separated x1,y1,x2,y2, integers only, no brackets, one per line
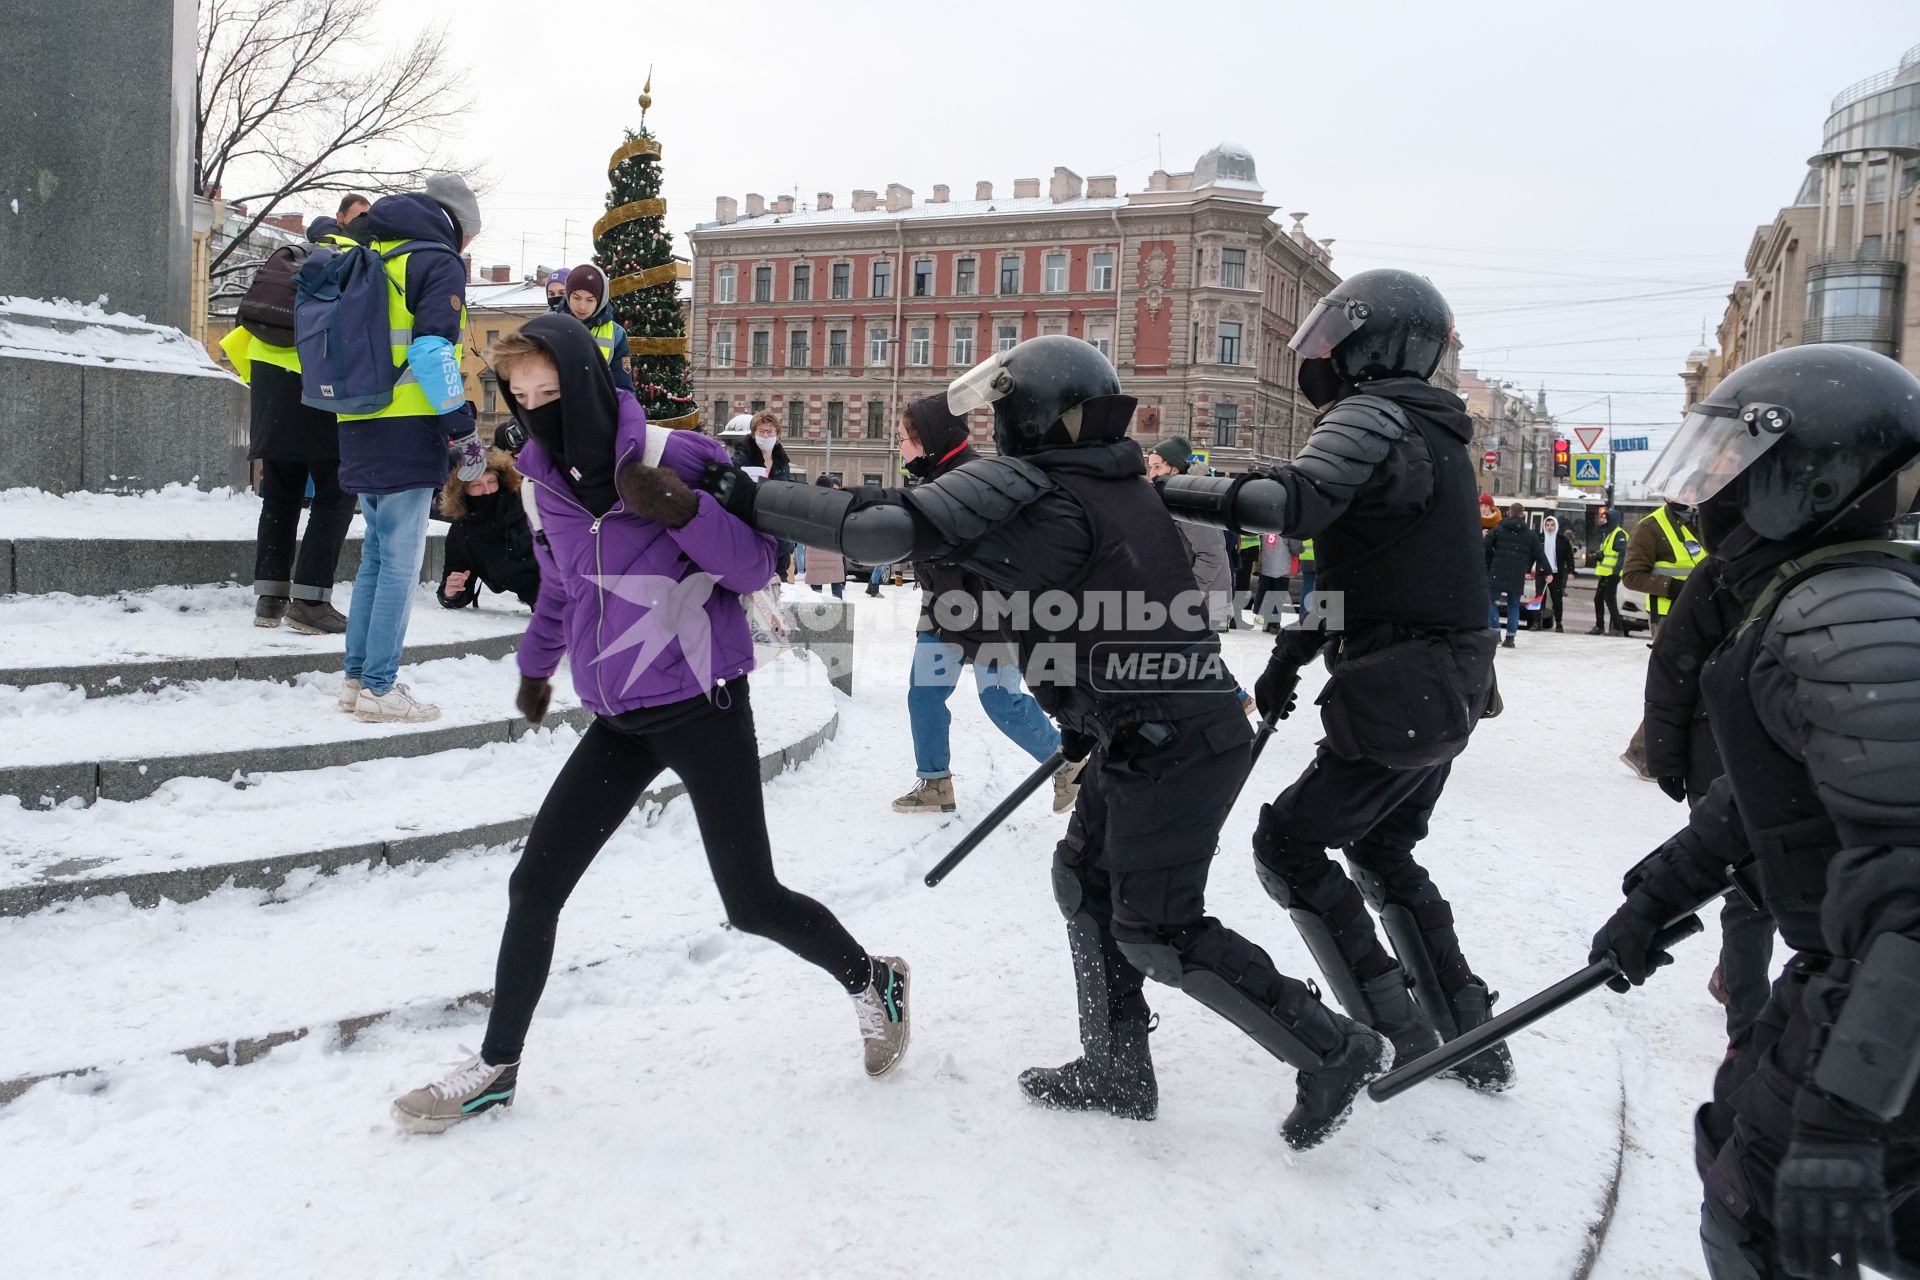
727,410,795,581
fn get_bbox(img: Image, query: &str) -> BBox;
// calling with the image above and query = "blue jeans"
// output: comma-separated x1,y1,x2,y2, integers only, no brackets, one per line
1296,569,1317,618
870,563,890,585
908,633,1060,778
1488,585,1524,637
345,488,432,694
793,544,806,577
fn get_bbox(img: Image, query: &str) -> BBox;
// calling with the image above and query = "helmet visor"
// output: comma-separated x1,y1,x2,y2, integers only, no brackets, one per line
1642,402,1792,505
1288,296,1367,360
947,350,1013,416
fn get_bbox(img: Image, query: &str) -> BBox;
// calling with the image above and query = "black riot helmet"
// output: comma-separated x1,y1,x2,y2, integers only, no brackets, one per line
1645,344,1920,546
1289,269,1453,404
947,334,1137,458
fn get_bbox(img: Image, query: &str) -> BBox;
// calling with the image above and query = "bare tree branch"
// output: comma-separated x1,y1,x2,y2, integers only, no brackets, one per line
197,0,479,276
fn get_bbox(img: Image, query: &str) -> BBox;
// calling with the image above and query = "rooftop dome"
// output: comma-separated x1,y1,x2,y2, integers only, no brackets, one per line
1194,142,1259,188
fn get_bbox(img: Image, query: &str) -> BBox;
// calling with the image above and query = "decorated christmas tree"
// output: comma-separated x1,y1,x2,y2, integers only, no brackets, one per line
593,76,697,429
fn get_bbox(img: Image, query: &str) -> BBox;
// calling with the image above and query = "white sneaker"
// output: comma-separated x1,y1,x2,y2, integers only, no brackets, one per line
853,956,911,1078
391,1050,518,1134
353,683,440,723
337,677,363,712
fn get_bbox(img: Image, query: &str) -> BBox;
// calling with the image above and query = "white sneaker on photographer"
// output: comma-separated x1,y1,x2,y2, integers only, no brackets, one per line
337,677,363,712
353,683,440,723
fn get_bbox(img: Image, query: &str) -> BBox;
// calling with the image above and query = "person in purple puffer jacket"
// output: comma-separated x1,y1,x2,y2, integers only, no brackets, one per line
392,312,912,1134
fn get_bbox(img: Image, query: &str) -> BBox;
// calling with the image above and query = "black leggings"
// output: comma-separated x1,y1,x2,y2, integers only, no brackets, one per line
480,681,870,1064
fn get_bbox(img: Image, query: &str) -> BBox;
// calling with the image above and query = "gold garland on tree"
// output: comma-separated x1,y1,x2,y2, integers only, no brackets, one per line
601,76,697,429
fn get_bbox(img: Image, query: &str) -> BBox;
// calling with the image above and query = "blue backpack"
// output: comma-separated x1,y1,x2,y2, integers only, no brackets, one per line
293,239,459,414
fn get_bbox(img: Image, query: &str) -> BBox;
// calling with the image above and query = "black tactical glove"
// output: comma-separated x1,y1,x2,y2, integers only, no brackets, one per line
516,676,553,727
1059,727,1095,763
1588,890,1678,991
1657,775,1688,804
617,459,700,529
1774,1138,1894,1279
699,462,759,524
1254,657,1300,722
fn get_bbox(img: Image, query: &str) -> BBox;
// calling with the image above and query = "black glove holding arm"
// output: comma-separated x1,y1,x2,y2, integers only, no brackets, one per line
1058,727,1096,763
1254,628,1328,722
699,462,759,523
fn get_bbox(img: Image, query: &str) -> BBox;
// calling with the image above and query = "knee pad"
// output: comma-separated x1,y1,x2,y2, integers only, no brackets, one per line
1050,863,1086,922
1115,937,1185,987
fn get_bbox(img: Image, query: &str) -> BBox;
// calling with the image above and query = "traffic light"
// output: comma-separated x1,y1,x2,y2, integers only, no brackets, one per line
1553,438,1571,478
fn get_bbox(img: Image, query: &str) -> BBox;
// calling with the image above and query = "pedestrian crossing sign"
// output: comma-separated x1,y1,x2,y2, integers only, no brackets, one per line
1571,453,1607,486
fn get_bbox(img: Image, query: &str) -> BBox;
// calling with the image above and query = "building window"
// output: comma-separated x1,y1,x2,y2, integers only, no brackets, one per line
713,328,734,367
913,260,933,297
753,265,773,303
868,325,891,366
1087,322,1112,359
749,399,766,413
1043,252,1068,293
713,398,728,425
996,323,1019,352
827,328,848,366
789,329,809,369
1220,248,1246,289
952,324,975,366
826,400,844,438
909,326,931,366
998,255,1021,295
750,330,770,368
716,265,736,303
866,400,886,438
1090,250,1115,291
1214,403,1239,447
955,257,977,295
872,258,893,298
864,473,883,487
787,400,805,435
482,383,497,413
484,329,499,346
1217,321,1242,365
792,263,811,301
830,262,851,299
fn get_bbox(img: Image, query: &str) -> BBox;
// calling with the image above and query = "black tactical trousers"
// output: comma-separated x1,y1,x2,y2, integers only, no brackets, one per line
1252,749,1471,993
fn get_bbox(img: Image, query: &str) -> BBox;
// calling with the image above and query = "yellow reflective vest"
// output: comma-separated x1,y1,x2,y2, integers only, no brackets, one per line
1592,525,1628,577
1644,506,1704,616
337,238,466,422
589,317,617,366
219,325,299,383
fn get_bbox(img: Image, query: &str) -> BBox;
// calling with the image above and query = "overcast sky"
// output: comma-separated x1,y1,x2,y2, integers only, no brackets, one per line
360,0,1916,481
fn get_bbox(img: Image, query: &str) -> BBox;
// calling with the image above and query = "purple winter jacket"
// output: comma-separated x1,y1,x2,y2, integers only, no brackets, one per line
515,391,775,714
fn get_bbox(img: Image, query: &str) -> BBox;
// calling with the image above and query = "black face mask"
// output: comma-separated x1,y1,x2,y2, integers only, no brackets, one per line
1299,356,1345,409
1695,486,1742,551
547,295,566,312
902,454,936,483
464,489,500,519
517,400,565,457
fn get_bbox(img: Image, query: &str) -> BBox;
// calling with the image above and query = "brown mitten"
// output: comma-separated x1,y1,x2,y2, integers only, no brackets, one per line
616,460,700,529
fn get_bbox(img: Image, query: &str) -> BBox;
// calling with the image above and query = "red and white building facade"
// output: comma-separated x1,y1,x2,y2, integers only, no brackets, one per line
686,145,1352,484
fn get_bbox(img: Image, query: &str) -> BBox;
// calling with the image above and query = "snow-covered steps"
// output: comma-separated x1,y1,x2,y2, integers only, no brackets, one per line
0,651,840,915
0,653,590,807
0,581,530,695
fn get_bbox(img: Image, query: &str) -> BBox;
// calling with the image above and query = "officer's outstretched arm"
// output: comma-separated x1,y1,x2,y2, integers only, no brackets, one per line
1754,567,1920,1124
1267,395,1419,537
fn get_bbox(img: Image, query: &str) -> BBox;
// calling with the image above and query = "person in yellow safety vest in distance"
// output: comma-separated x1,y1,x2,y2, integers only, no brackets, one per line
561,263,634,394
1587,508,1630,635
1293,536,1317,619
1621,496,1705,630
219,215,357,636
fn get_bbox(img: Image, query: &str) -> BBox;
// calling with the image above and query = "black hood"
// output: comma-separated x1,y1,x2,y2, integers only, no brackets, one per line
904,395,975,480
1358,377,1475,445
502,312,621,515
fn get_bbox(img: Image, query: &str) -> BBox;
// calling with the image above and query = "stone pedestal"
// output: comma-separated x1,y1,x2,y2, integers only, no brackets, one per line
1,0,197,328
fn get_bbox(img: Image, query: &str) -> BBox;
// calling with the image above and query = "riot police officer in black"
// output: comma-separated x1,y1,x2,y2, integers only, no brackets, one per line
1221,269,1515,1090
701,335,1391,1150
1587,344,1920,1280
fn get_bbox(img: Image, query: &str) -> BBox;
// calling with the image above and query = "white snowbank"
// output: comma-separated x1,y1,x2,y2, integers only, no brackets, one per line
0,483,319,540
0,295,236,379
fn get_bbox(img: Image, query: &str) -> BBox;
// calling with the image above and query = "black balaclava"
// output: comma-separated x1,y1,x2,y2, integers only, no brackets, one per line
1299,356,1347,409
504,312,622,516
902,394,974,482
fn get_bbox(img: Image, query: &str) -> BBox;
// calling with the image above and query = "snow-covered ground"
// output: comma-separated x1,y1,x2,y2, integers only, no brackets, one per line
0,483,349,540
1,595,1729,1278
0,580,524,671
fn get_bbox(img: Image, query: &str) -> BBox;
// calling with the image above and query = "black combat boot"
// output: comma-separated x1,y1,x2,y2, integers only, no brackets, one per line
1357,970,1440,1064
1019,1018,1158,1120
1438,979,1516,1093
1281,1004,1392,1151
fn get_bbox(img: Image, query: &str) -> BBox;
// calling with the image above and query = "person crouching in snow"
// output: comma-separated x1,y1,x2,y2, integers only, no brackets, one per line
392,312,911,1133
435,448,540,609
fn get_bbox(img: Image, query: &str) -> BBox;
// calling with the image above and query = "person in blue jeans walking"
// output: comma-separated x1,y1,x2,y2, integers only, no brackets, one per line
330,176,488,722
888,395,1081,816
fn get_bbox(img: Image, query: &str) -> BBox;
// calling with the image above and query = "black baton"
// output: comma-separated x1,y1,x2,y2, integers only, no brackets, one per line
924,749,1068,888
1369,914,1706,1103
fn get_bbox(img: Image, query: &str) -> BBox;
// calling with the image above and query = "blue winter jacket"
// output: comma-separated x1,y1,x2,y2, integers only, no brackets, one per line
337,193,472,495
